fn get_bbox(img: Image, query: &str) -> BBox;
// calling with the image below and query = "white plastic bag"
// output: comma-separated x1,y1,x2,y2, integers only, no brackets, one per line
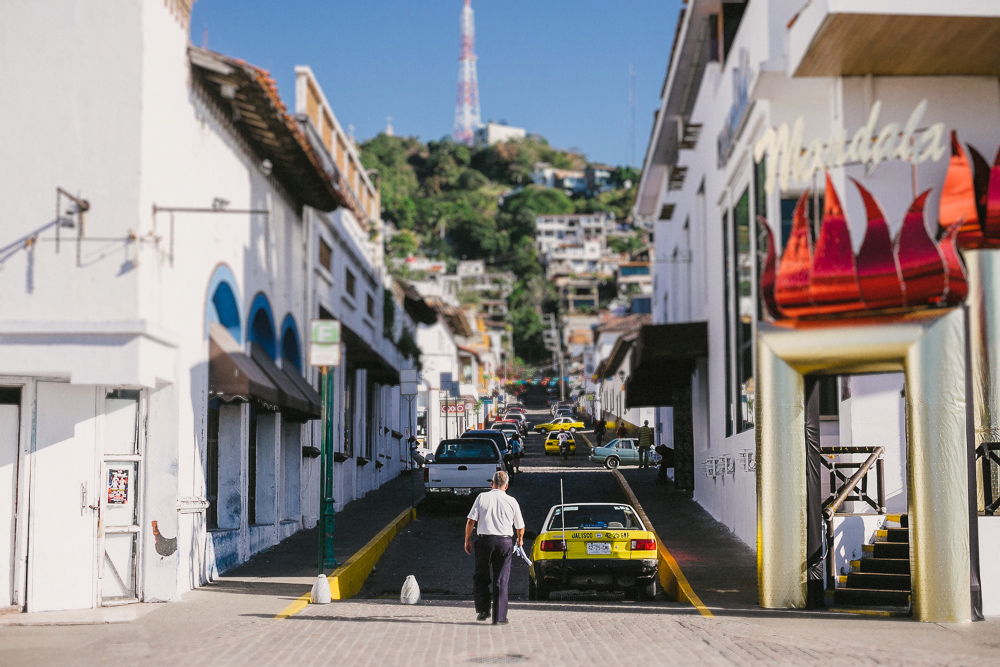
310,574,332,604
400,574,421,605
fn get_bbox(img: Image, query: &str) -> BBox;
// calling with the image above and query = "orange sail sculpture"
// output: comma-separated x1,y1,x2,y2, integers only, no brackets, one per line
773,192,814,318
760,175,966,320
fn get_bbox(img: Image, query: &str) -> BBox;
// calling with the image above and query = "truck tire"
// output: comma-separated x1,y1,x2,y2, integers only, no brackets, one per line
638,580,656,601
604,456,620,469
529,578,549,601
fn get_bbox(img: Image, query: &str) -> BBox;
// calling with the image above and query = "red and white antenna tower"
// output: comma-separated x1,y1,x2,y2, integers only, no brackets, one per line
453,0,482,146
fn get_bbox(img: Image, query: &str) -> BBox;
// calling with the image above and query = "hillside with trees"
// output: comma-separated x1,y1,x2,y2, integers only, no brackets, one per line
360,134,639,363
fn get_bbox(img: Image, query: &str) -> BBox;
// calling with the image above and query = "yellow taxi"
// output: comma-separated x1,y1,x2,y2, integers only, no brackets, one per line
529,503,658,600
543,432,577,455
534,416,584,434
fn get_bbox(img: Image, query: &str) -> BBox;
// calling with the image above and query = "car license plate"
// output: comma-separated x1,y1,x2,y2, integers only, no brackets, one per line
586,542,611,555
454,488,471,496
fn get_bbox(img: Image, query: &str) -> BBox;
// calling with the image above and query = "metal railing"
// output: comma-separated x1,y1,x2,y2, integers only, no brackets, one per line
821,446,886,590
977,442,1000,515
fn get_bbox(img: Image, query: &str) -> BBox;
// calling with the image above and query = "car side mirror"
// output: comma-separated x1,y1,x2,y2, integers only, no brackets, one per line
424,454,434,463
523,530,537,541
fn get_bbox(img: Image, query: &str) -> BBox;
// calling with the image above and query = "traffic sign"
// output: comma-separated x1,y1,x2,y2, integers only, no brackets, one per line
309,319,341,367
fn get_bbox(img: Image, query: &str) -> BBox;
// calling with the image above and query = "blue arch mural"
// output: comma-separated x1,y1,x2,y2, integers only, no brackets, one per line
280,315,303,372
248,292,277,359
206,264,242,342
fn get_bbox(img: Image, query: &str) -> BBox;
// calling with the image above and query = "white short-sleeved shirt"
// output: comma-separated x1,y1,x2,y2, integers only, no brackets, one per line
468,489,525,536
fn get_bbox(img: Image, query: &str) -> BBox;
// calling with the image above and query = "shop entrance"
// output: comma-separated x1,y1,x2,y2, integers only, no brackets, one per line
27,383,144,612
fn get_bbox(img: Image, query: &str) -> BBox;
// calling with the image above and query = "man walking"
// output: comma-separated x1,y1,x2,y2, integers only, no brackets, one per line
637,419,655,469
594,418,606,448
616,421,628,440
465,471,525,625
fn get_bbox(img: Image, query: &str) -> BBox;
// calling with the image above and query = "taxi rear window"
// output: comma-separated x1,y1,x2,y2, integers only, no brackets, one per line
434,439,499,463
547,506,642,531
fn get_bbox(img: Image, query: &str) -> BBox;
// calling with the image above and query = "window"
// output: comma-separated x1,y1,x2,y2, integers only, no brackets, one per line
366,293,375,318
733,189,754,433
365,381,377,459
319,237,332,272
722,210,734,437
345,269,356,298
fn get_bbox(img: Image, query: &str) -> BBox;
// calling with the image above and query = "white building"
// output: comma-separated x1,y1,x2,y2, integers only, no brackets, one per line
634,0,1000,614
0,3,414,613
476,122,526,147
535,213,616,257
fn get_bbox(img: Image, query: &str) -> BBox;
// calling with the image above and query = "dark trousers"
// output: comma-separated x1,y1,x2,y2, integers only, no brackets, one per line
595,431,604,447
638,446,651,467
473,534,513,621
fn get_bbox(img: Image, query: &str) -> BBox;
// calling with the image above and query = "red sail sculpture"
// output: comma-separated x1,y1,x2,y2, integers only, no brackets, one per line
939,131,982,248
810,175,862,314
938,222,968,306
757,216,781,320
853,180,904,310
897,190,947,307
985,146,1000,242
774,192,814,317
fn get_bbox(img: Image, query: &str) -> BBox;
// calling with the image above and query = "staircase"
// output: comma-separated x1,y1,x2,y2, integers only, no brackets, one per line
833,514,911,610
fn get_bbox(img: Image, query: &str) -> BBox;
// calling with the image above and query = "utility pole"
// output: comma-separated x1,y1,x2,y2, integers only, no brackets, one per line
542,313,565,402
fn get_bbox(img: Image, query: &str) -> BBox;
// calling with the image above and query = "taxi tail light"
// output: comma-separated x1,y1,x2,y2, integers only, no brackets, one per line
630,538,656,551
539,539,567,552
423,468,429,483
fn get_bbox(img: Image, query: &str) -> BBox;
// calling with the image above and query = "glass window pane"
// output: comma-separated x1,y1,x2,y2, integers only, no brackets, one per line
733,189,755,432
104,390,139,455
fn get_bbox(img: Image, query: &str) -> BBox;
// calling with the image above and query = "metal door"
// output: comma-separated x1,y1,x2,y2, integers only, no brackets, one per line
0,394,20,606
98,390,143,605
28,383,98,612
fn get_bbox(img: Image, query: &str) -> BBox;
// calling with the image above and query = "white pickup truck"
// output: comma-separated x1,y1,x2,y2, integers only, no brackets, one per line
424,437,505,501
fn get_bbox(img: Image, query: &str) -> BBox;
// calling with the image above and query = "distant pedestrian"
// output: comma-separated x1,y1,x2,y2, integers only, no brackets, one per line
594,419,607,448
510,434,523,473
655,443,672,484
637,420,654,468
465,471,525,625
616,422,628,440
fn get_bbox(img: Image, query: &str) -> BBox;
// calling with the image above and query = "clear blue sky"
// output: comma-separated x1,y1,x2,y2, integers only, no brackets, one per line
190,1,682,167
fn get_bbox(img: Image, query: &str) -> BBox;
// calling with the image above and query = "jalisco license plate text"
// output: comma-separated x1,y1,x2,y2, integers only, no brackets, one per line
586,542,612,555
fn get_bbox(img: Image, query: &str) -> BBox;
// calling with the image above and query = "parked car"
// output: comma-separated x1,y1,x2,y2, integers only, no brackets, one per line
589,438,660,469
529,502,658,601
491,421,521,441
501,412,529,433
461,430,512,472
424,438,505,501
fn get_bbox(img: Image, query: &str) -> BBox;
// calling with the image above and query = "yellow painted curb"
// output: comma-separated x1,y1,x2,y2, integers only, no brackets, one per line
275,506,417,619
611,470,714,618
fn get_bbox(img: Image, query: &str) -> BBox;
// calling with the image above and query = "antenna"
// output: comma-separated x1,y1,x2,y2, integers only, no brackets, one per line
453,0,483,146
560,478,566,554
629,64,637,166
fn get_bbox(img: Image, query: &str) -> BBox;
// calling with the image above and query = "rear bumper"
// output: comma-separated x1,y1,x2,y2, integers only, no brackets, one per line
532,557,658,589
425,486,490,500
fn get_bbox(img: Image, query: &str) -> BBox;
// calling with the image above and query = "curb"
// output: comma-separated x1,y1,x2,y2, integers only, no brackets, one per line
611,470,714,618
275,505,418,619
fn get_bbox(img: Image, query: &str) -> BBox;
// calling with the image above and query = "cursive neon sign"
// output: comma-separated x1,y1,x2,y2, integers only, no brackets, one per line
753,99,947,194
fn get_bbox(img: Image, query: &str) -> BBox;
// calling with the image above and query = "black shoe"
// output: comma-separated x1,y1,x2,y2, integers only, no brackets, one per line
477,612,490,621
492,619,509,625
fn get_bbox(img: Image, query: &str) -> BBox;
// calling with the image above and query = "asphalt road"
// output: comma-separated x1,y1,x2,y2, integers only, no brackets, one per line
360,408,662,604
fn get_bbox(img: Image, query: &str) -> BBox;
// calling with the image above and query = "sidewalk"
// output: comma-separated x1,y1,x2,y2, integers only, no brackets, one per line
619,467,759,613
0,470,422,628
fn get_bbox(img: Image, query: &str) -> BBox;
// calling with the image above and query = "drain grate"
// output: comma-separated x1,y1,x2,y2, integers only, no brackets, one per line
468,654,527,664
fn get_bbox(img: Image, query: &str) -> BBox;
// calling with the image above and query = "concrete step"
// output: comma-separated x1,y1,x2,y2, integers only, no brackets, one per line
886,513,908,528
834,587,910,607
845,572,911,591
863,541,909,559
851,558,910,575
875,528,909,543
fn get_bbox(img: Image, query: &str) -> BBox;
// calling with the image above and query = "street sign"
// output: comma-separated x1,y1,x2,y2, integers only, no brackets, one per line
401,368,419,397
309,319,342,367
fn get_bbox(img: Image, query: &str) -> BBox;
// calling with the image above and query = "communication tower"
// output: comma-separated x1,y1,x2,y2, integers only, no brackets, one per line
453,0,482,146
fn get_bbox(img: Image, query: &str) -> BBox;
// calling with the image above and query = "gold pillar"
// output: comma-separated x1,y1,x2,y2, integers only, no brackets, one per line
966,250,1000,511
755,340,806,609
755,308,971,622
